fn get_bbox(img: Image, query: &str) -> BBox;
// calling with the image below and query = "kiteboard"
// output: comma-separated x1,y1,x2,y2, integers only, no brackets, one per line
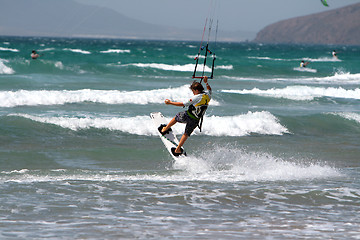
293,67,317,73
150,112,187,159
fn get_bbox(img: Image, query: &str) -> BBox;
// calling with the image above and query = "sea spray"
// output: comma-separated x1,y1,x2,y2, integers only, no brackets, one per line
173,145,341,182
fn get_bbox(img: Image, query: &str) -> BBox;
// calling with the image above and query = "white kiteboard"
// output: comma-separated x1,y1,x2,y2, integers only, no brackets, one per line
150,112,186,159
293,67,317,73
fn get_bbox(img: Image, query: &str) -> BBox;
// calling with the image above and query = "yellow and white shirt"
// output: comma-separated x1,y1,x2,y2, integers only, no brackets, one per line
184,90,211,120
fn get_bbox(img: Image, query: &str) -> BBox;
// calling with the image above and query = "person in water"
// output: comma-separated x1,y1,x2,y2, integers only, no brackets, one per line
31,50,40,59
332,50,338,59
159,76,212,156
300,60,310,68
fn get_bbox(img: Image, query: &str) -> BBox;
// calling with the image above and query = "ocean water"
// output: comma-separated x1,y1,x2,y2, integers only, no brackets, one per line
0,36,359,239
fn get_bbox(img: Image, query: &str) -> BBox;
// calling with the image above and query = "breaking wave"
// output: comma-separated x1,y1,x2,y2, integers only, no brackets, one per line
222,86,360,101
126,63,233,72
9,111,288,136
100,49,131,54
0,86,220,108
0,59,15,74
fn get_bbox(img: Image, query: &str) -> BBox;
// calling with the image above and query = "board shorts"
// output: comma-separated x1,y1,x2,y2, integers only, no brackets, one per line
175,111,199,136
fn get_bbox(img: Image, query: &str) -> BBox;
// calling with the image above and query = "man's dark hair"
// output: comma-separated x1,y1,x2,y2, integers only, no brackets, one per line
190,81,204,93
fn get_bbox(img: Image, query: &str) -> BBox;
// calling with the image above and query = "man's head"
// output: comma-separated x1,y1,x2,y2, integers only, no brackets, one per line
190,81,204,94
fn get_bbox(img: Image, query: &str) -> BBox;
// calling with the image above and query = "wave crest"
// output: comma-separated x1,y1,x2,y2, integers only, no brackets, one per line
0,59,15,74
222,86,360,101
9,111,288,136
0,86,220,107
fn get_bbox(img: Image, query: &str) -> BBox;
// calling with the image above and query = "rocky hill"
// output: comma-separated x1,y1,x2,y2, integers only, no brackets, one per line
254,3,360,45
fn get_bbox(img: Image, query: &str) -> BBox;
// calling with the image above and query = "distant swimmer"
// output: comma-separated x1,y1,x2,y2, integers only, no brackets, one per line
332,50,338,59
300,60,310,68
159,76,212,156
31,50,40,59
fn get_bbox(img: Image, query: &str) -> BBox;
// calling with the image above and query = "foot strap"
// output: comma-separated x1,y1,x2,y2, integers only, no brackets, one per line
158,124,172,136
171,147,184,157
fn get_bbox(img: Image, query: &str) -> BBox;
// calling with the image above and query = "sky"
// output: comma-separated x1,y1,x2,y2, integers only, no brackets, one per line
76,0,359,33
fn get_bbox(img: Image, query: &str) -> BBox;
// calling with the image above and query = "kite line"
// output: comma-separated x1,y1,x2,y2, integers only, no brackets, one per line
192,6,219,83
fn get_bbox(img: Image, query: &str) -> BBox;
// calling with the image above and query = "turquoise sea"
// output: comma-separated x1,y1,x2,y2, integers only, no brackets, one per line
0,36,360,239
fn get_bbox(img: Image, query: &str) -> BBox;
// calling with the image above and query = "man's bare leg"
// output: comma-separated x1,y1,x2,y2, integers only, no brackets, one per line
175,133,188,153
161,117,177,133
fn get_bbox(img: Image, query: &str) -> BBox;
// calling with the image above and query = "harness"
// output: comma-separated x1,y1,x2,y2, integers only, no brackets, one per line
186,92,210,132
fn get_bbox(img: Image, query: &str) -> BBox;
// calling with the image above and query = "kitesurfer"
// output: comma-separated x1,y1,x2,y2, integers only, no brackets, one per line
300,60,310,68
332,50,338,59
159,76,212,156
31,50,40,59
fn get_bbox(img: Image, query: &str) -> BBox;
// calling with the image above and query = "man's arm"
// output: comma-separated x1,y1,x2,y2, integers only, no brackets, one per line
203,76,211,91
165,99,184,107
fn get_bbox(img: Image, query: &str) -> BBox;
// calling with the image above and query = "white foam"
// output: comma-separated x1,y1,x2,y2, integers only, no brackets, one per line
128,63,210,72
11,111,288,136
39,48,55,52
331,112,360,124
1,169,29,174
40,60,85,73
0,47,19,52
173,147,342,182
0,86,219,108
323,187,360,202
187,54,204,59
223,72,360,85
0,59,15,74
248,56,341,62
201,111,289,136
293,67,317,73
126,63,232,72
216,65,233,70
100,49,130,53
54,61,64,70
63,48,91,54
248,56,287,61
319,72,360,84
10,114,154,134
0,149,342,183
222,86,360,101
302,57,342,62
